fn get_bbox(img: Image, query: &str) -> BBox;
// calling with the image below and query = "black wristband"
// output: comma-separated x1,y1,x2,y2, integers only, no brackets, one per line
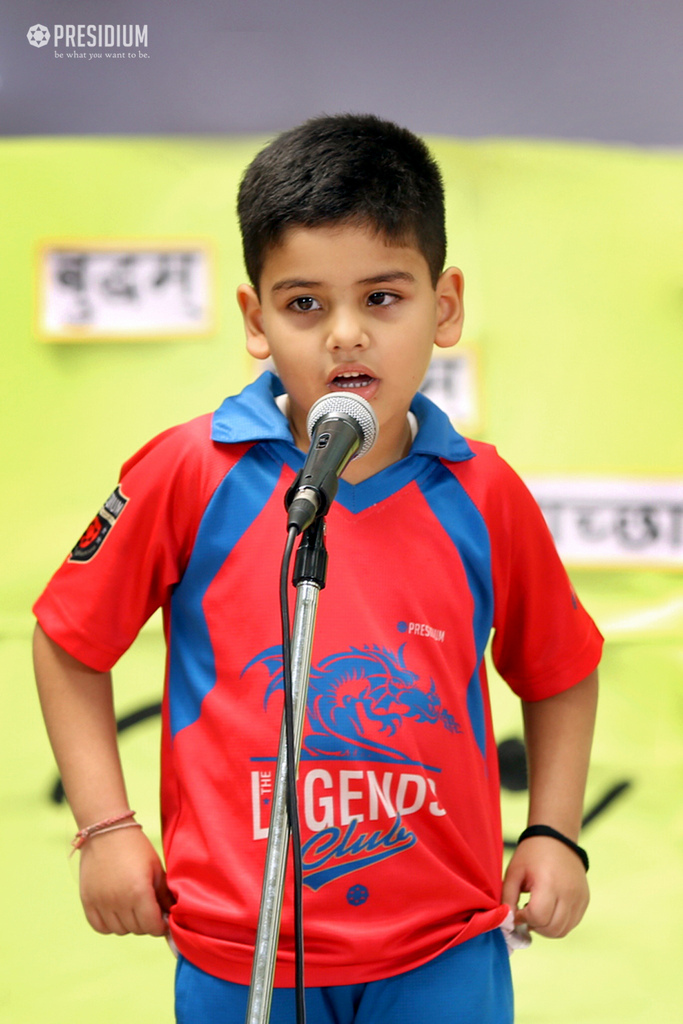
517,825,589,872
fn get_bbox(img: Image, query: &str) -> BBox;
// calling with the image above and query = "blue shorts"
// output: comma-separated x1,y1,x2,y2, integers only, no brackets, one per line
175,929,513,1024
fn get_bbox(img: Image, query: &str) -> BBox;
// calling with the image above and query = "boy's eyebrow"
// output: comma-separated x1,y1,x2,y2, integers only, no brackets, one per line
270,271,416,293
271,278,322,293
358,271,416,286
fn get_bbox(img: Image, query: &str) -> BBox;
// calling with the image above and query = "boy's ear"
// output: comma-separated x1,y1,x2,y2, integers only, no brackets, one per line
236,284,271,360
434,267,465,350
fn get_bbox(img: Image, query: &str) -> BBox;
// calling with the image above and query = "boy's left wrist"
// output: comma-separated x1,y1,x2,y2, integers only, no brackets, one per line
517,824,589,871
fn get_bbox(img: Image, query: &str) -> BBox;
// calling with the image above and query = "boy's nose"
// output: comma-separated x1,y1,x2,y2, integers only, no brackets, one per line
325,309,369,352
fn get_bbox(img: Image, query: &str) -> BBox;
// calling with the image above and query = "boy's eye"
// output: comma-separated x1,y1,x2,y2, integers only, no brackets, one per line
367,291,398,307
289,296,321,312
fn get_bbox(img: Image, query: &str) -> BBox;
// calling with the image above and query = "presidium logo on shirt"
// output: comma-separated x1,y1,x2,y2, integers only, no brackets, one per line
68,486,129,563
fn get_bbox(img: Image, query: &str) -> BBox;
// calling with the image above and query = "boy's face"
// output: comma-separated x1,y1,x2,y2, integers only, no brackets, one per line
237,222,464,474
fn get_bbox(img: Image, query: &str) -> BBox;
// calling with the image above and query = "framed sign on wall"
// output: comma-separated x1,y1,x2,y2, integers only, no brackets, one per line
35,240,216,341
527,477,683,571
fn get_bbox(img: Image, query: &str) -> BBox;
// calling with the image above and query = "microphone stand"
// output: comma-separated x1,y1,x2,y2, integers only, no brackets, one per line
245,518,328,1024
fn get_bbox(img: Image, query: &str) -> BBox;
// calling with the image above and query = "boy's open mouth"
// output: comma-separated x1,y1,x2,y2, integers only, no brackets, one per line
329,371,376,390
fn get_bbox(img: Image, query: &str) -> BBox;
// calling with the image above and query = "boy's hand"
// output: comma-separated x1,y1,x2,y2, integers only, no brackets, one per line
502,835,589,938
79,827,174,937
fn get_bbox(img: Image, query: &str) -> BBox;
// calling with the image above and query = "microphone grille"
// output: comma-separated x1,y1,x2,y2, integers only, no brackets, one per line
306,392,379,458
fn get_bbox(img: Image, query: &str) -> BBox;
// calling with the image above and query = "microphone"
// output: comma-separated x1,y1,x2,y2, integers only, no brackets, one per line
286,392,379,532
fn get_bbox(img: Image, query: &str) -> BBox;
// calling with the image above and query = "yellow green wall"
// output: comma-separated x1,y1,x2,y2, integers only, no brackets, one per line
1,135,681,1023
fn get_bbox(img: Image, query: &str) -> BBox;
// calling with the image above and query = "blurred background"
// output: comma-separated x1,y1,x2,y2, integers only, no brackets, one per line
1,2,681,1022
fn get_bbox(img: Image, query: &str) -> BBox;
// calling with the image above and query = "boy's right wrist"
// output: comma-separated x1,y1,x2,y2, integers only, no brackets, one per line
70,809,141,856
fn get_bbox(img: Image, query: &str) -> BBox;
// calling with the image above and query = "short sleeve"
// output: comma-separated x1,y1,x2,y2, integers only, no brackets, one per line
479,451,603,700
33,414,233,671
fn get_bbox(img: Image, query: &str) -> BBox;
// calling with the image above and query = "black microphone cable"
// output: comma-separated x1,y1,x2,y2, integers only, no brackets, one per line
279,523,307,1024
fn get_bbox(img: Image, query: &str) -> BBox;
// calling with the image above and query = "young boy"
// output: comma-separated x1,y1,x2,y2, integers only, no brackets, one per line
33,114,601,1023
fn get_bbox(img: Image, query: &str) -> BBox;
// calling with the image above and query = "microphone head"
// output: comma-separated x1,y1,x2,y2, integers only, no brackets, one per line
306,392,379,459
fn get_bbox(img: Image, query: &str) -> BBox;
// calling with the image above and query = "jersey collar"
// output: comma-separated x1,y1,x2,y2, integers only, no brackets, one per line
211,371,474,463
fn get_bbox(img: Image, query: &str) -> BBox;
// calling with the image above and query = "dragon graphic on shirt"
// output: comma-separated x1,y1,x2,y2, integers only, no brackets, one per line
242,643,460,767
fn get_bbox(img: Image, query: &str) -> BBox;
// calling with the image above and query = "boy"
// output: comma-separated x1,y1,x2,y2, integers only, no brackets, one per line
34,114,601,1023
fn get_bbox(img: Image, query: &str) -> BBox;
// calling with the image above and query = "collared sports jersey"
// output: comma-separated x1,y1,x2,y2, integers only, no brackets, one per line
34,372,602,987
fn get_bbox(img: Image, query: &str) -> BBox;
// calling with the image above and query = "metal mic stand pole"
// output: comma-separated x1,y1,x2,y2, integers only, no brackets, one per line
245,518,328,1024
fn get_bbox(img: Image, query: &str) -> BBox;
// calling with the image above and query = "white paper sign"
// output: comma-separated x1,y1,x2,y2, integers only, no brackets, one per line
526,477,683,569
420,351,479,429
38,245,214,340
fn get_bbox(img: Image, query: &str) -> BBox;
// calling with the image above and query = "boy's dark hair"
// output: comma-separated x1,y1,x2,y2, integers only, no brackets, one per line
237,113,446,289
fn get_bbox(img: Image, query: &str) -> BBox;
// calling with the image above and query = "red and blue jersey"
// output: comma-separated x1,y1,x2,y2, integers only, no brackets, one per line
34,372,602,987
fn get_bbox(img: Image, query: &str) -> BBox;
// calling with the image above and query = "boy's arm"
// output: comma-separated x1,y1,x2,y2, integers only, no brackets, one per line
502,668,598,938
33,623,172,936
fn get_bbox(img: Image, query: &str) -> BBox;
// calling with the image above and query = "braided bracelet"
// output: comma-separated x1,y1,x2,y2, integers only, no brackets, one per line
70,810,140,855
517,825,589,872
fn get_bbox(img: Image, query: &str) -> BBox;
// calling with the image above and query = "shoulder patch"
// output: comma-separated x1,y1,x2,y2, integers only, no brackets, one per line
68,486,129,563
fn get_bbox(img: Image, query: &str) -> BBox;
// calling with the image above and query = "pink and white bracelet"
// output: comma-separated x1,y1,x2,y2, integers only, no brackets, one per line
70,810,141,855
